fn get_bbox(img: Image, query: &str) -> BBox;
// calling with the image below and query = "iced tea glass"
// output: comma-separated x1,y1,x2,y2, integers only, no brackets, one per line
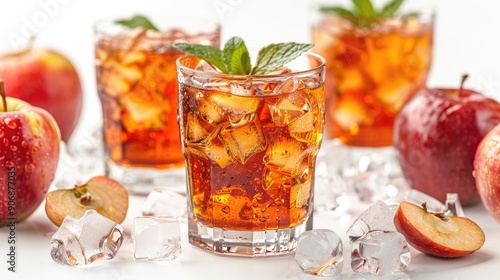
94,15,220,191
177,52,326,256
312,2,434,147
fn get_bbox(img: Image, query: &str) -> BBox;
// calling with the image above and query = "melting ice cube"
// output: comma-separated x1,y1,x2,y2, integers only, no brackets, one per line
295,229,343,277
132,216,181,261
50,210,124,266
351,230,411,277
142,188,187,219
347,200,397,244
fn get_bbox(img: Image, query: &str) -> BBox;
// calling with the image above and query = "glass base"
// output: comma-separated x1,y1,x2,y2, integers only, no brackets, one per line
187,219,309,257
106,162,186,195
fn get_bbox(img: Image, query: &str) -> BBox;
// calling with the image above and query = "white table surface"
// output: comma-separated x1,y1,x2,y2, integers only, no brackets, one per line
2,0,500,279
1,187,498,280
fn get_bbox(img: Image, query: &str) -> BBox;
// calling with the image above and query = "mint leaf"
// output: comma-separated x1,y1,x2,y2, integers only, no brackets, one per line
173,43,228,73
175,37,312,75
319,0,413,28
115,15,159,31
223,37,251,75
353,0,375,18
251,43,313,75
379,0,404,17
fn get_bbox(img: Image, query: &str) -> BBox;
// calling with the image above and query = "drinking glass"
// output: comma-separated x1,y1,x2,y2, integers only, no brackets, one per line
177,52,326,256
94,15,220,192
312,0,434,147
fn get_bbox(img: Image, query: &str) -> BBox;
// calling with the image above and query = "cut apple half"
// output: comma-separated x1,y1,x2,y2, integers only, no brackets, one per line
45,176,129,227
394,201,485,258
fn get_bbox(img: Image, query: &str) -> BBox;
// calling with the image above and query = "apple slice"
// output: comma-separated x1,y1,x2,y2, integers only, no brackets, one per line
45,176,129,227
394,201,485,258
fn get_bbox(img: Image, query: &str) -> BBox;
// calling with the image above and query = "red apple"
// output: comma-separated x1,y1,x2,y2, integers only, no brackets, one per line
474,123,500,223
0,47,82,142
394,201,485,258
0,81,61,225
393,76,500,205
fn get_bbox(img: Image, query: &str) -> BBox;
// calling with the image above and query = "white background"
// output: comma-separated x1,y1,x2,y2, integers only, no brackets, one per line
1,0,500,279
1,0,500,143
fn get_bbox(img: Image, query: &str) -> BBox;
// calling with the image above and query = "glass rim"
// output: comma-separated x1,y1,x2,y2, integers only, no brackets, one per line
93,14,221,40
176,51,326,81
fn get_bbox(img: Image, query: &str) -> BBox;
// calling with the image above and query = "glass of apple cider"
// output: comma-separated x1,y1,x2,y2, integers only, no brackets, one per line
94,15,220,192
177,52,325,256
312,1,434,147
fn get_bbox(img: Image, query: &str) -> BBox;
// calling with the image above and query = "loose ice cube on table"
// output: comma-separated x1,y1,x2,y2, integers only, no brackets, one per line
351,230,411,277
132,216,181,261
295,229,343,277
444,193,465,217
50,210,124,266
142,188,187,218
347,200,397,244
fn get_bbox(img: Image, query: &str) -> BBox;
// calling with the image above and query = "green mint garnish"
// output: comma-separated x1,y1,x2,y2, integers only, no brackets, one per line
115,15,159,31
173,36,313,75
320,0,408,28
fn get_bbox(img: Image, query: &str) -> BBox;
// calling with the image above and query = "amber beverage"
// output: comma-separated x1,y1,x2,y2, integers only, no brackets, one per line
312,13,433,147
177,53,325,256
94,16,220,189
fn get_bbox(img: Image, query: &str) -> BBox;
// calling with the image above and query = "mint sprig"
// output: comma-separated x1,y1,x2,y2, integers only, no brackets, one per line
173,37,313,75
320,0,408,28
115,15,159,31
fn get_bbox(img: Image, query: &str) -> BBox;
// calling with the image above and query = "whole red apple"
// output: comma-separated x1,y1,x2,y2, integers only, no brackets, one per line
0,81,60,225
0,47,82,142
394,76,500,205
474,123,500,223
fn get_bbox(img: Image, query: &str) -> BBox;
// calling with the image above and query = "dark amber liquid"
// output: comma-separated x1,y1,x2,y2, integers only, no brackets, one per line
179,81,324,231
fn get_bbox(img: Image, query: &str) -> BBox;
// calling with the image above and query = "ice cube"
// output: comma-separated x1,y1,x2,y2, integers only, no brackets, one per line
351,230,411,277
50,210,124,266
267,90,309,127
347,200,397,244
220,120,265,164
208,90,260,127
204,137,232,168
121,94,164,123
295,229,343,277
185,112,215,145
132,216,181,261
289,111,322,144
444,193,465,217
264,139,308,178
402,189,445,213
142,188,187,219
352,171,390,202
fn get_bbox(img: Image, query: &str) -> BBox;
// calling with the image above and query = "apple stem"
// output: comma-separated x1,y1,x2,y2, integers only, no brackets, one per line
459,74,469,94
0,80,6,113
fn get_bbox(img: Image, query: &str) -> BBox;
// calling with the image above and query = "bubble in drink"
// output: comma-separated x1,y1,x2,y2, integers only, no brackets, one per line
50,210,124,266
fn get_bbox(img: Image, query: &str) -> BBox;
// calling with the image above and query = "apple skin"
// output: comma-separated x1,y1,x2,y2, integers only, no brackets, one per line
0,48,82,142
394,87,500,205
474,123,500,223
0,97,61,225
394,201,485,258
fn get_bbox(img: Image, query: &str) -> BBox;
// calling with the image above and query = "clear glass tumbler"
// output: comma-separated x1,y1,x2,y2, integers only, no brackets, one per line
177,52,326,256
94,15,220,192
